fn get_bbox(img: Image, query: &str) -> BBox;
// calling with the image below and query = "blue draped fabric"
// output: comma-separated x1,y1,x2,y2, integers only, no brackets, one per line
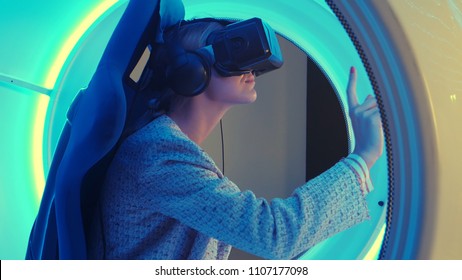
25,0,185,260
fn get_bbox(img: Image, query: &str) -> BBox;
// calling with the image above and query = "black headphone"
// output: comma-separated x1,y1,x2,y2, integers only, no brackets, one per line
159,18,232,97
163,42,214,97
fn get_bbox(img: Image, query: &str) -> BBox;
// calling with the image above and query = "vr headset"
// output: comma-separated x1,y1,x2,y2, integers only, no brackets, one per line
159,17,284,96
206,17,284,77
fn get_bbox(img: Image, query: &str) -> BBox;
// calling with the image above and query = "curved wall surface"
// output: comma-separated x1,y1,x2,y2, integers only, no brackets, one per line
385,0,462,259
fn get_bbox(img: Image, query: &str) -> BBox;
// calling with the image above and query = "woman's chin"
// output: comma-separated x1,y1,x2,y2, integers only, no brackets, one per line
245,90,258,104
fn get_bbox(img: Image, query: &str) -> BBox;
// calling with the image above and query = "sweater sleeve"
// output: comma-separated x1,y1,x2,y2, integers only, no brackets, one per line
344,154,374,195
136,140,370,260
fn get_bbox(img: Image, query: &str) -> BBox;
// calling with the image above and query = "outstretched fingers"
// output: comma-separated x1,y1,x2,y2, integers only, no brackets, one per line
347,66,359,108
347,66,384,169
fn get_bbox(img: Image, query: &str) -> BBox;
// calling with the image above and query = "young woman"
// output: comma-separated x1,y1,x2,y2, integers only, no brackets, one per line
87,19,383,260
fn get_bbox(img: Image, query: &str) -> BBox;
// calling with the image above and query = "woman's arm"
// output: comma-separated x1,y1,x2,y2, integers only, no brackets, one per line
140,151,369,260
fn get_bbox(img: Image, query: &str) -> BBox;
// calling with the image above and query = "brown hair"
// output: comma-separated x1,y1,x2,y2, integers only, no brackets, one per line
167,19,225,51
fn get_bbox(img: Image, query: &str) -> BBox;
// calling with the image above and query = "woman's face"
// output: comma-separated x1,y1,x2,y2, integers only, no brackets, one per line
203,69,257,106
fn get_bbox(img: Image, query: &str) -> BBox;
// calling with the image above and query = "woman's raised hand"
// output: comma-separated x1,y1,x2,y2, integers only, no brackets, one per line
347,66,384,169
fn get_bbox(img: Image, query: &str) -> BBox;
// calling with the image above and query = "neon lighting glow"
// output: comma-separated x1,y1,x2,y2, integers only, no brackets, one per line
31,94,50,203
44,0,119,89
363,224,386,260
34,0,120,202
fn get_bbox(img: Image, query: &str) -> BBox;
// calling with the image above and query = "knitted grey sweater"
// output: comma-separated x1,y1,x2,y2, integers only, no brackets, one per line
87,115,370,259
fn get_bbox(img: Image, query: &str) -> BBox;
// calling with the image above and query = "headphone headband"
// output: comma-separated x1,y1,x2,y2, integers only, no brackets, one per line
163,17,233,37
180,17,234,27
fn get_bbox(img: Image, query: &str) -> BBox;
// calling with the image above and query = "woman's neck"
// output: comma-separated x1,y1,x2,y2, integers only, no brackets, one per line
167,97,230,145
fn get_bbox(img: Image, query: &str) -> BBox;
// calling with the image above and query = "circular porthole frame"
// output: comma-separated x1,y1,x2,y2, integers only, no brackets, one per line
326,1,437,259
0,0,439,259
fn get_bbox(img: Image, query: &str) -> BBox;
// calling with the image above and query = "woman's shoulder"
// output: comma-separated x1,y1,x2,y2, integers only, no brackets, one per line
123,114,206,160
118,114,220,175
126,114,189,146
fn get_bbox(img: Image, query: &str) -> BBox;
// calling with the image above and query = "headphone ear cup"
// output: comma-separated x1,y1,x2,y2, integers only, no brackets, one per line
165,45,211,97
